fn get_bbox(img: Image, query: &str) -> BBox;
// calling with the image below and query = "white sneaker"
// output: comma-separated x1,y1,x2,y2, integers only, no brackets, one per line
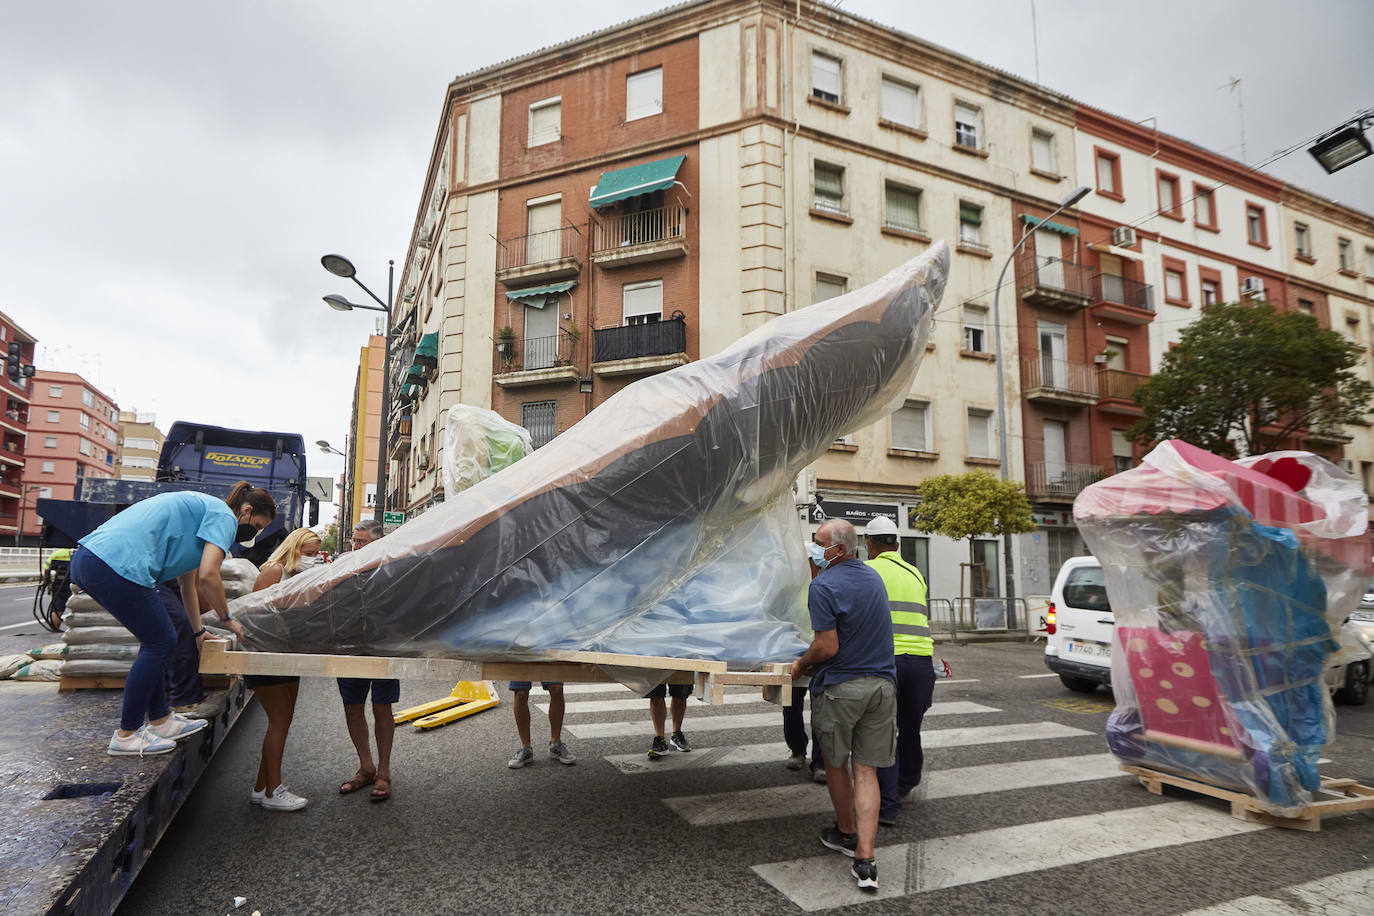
146,712,209,742
249,786,266,806
259,785,308,811
108,726,176,757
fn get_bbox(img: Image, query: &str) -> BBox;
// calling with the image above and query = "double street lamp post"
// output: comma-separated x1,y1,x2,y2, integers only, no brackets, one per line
322,254,394,524
990,185,1092,617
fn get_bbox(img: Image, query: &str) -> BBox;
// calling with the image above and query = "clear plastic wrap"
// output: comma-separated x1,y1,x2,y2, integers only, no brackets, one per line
232,244,949,667
1075,440,1373,815
442,404,534,496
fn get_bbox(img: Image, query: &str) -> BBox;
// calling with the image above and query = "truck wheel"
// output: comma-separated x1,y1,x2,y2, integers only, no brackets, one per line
1059,674,1100,694
1334,660,1370,706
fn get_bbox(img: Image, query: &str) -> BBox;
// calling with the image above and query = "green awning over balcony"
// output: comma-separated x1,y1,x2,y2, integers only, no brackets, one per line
1021,214,1079,236
504,280,577,307
589,155,686,208
414,332,439,361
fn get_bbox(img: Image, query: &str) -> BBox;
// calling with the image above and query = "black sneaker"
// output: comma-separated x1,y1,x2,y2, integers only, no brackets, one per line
818,824,857,857
852,857,878,891
669,729,691,752
648,735,671,759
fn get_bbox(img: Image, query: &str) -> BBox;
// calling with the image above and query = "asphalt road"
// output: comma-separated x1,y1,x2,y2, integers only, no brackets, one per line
114,641,1374,916
0,582,45,636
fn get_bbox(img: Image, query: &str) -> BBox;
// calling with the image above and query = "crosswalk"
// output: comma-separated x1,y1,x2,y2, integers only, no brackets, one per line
523,679,1367,912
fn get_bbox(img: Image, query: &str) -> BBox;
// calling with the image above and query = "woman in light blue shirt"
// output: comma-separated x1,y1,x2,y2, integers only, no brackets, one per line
72,481,276,756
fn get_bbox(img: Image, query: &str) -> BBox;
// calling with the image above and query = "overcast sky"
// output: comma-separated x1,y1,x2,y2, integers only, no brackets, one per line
2,0,1370,526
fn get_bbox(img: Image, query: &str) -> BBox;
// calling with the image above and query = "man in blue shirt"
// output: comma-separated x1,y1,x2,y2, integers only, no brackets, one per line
790,519,896,893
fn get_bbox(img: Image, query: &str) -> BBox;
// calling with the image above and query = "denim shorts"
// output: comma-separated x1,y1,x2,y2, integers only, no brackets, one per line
642,682,693,700
337,677,400,705
812,676,897,768
508,681,563,691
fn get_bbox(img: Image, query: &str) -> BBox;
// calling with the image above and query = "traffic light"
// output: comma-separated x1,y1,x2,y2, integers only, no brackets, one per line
6,342,20,382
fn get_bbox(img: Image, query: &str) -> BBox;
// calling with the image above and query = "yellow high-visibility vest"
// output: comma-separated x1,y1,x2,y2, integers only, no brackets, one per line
865,550,932,656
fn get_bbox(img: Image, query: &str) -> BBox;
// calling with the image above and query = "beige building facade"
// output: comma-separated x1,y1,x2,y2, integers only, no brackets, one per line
115,410,164,482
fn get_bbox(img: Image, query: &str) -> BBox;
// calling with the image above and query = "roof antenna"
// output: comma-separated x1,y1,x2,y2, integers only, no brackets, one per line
1030,0,1041,84
1220,77,1248,163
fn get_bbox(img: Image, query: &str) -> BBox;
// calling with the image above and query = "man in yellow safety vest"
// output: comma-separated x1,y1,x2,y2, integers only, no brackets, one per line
863,514,935,827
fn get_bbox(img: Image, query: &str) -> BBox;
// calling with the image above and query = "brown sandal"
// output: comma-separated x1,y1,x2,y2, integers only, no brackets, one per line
370,776,391,802
339,770,376,794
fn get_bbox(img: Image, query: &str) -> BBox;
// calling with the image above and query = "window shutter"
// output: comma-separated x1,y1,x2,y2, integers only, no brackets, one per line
1032,131,1054,172
892,405,927,451
529,100,560,145
1096,155,1114,191
884,186,920,231
622,281,663,321
814,162,843,198
811,53,841,98
959,203,982,226
626,68,663,121
880,78,918,127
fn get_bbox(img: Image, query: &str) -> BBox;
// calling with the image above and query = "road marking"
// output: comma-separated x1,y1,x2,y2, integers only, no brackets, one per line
566,701,1000,740
665,752,1125,825
751,800,1267,910
1176,866,1374,915
540,692,762,715
0,620,41,632
604,720,1086,775
1017,673,1059,679
936,678,979,685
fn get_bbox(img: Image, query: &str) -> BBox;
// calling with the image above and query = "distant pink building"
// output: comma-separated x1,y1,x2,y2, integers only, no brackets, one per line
23,370,120,542
0,311,38,542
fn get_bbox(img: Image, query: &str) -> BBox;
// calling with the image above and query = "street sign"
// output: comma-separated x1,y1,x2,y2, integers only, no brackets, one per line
383,511,405,527
305,476,334,502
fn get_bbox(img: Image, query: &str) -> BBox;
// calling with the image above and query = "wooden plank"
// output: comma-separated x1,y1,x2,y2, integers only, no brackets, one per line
57,675,127,693
1123,763,1374,832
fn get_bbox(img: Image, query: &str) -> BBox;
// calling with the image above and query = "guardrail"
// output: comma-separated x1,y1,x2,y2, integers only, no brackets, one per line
928,597,1030,642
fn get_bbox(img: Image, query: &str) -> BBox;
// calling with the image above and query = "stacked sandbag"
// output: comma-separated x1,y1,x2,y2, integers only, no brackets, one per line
1,655,62,680
59,592,138,678
221,558,259,599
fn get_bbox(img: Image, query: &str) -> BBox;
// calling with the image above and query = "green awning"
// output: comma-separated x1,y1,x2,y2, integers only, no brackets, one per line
414,332,438,360
589,155,686,208
1021,214,1079,236
504,280,577,306
958,203,982,226
404,366,427,387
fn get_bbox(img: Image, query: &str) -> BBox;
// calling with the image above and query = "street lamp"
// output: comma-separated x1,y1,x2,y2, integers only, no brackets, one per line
316,439,346,457
322,253,394,524
1308,114,1374,174
990,184,1092,614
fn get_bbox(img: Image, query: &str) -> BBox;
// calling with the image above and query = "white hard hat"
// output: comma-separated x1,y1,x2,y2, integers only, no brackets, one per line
865,515,898,536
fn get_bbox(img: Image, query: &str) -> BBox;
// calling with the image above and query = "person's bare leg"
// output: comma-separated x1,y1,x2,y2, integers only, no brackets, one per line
670,695,686,732
825,756,856,835
851,763,881,858
343,703,375,781
256,683,297,796
649,696,666,737
546,686,564,744
513,690,532,746
372,703,394,799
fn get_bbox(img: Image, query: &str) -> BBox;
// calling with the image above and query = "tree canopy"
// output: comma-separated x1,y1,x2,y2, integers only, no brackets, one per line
908,471,1036,542
1129,300,1374,457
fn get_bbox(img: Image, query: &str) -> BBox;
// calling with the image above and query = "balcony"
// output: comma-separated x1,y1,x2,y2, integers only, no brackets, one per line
1304,425,1354,446
496,225,582,286
592,205,688,269
1017,251,1093,311
1096,369,1148,416
1022,357,1098,407
0,479,19,498
593,317,689,377
1092,274,1155,324
388,414,412,459
1025,462,1106,502
494,330,580,388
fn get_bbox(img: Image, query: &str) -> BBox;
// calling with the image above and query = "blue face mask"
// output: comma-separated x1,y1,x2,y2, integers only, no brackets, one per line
808,541,832,569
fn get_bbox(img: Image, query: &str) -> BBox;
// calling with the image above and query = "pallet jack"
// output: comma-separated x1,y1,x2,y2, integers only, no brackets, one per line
392,680,500,729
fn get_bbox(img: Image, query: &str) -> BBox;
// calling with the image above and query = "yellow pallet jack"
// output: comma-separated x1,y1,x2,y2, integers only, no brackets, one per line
393,680,501,729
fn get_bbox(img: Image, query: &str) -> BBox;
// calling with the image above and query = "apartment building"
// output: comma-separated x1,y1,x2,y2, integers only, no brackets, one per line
114,409,164,481
381,0,1374,603
22,370,119,541
342,334,385,534
0,312,38,542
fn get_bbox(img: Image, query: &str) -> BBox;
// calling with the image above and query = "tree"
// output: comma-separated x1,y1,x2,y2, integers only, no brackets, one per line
908,471,1036,594
320,523,339,554
1129,300,1374,457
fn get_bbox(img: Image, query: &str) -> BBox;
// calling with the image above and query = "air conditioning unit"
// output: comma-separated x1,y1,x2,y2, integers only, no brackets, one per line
1337,458,1355,474
1111,226,1137,248
416,453,431,470
1242,276,1265,298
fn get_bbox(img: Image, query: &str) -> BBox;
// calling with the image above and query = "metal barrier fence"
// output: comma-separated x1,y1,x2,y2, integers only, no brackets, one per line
927,597,1031,641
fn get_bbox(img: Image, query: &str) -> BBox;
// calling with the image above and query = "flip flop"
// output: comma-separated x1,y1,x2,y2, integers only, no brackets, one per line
370,777,391,803
339,771,375,794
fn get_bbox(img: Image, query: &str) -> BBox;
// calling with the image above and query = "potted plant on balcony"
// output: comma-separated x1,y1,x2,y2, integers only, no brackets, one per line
497,325,516,367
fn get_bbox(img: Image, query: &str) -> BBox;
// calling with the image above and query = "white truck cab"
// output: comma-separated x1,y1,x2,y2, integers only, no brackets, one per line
1043,556,1114,693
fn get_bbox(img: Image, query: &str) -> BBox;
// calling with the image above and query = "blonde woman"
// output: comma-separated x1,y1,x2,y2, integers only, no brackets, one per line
245,527,322,812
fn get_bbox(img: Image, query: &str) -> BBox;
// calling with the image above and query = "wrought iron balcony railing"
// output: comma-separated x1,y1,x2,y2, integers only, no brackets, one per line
594,316,687,364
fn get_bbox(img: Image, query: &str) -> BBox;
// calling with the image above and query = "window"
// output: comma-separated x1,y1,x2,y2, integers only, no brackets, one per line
78,438,91,456
523,301,558,370
123,436,157,450
1366,246,1374,277
521,400,557,449
120,455,156,469
1094,148,1121,198
958,202,983,246
1246,203,1268,247
81,390,93,407
48,385,62,398
525,195,562,263
813,161,846,215
1031,128,1055,173
106,429,117,444
1194,184,1216,230
814,273,847,303
1201,278,1220,306
44,435,56,448
899,536,930,588
1111,430,1133,474
622,280,663,326
967,408,994,458
1163,257,1188,305
880,77,919,129
1339,238,1353,272
39,486,52,499
971,540,999,597
47,410,59,423
528,96,561,147
42,460,54,473
1157,171,1180,217
882,183,921,233
953,103,981,149
891,401,930,452
810,52,841,104
962,305,987,352
78,412,89,430
1294,222,1311,257
626,67,663,121
1297,298,1315,315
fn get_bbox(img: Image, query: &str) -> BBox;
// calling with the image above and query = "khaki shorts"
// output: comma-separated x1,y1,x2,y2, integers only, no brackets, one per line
811,676,897,768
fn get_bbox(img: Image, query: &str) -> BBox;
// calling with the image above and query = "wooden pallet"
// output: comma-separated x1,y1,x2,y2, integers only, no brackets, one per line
199,641,793,705
1123,764,1374,831
57,673,236,693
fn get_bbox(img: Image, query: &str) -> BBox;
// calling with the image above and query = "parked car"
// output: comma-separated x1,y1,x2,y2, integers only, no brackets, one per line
1044,556,1372,705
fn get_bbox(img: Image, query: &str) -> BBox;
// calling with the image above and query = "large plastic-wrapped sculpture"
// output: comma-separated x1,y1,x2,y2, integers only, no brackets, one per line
442,404,533,495
233,244,948,666
1075,440,1372,815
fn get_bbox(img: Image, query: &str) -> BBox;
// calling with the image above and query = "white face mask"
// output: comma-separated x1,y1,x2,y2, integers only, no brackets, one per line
297,555,320,569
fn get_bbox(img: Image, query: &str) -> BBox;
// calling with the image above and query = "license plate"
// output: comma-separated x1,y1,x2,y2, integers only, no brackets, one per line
1066,639,1111,659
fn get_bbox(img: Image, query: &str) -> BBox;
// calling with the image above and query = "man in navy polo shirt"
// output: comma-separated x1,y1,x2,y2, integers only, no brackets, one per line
789,518,896,893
